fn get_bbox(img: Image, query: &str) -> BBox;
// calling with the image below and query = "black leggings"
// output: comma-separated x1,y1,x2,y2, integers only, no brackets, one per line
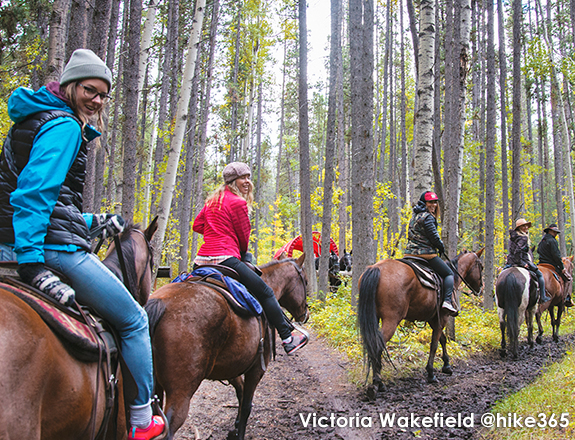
427,256,454,301
221,257,292,340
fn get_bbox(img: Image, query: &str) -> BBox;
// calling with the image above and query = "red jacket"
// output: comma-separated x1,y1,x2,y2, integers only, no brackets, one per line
193,188,251,259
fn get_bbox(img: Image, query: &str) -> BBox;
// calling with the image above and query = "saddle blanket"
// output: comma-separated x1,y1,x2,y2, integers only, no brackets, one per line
173,266,263,316
0,280,116,362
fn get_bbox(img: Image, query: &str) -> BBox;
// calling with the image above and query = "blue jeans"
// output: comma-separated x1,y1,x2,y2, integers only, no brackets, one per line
0,244,153,406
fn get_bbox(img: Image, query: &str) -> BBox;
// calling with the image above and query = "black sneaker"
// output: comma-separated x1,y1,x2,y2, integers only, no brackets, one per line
283,333,308,355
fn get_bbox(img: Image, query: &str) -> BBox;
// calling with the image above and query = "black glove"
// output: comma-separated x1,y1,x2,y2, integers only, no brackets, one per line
437,241,445,256
92,213,125,239
18,263,75,307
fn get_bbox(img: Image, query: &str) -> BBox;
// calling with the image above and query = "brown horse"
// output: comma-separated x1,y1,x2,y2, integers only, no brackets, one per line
0,217,158,440
357,249,484,394
144,254,309,440
536,256,574,344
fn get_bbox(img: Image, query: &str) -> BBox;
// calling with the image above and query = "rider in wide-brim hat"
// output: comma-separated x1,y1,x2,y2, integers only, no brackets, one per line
506,218,550,304
538,223,573,306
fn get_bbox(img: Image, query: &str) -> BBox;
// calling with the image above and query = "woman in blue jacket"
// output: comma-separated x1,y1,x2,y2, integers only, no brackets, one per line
0,49,164,440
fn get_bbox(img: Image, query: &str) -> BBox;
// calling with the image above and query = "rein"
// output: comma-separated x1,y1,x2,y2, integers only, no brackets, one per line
446,253,480,296
112,229,153,299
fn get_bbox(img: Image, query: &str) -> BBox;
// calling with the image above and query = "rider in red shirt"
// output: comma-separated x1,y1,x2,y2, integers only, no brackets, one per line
193,162,308,355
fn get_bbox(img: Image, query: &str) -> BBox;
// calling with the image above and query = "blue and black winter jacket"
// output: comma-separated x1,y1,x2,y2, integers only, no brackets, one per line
0,86,100,264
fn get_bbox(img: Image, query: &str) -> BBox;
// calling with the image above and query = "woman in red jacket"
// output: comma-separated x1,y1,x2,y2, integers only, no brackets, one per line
193,162,308,355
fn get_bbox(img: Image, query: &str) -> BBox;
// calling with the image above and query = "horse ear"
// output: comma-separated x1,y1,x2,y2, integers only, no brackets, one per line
296,252,306,267
278,251,288,260
145,216,159,241
476,248,485,257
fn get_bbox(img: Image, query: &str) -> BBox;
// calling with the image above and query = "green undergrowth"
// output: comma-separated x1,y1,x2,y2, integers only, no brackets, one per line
308,282,575,387
479,350,575,440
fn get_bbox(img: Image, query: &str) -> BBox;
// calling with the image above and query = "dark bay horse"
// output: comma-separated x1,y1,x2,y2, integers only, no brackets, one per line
0,217,158,440
145,254,308,440
536,256,574,344
358,249,484,394
495,266,537,359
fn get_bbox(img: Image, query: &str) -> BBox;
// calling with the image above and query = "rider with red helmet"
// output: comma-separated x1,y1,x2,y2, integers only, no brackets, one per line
405,191,458,316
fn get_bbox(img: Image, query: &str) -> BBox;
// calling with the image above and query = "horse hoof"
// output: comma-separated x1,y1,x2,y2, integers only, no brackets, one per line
536,336,542,344
377,381,385,392
366,385,377,401
499,349,507,358
553,335,559,343
227,430,239,440
441,365,453,375
427,375,438,384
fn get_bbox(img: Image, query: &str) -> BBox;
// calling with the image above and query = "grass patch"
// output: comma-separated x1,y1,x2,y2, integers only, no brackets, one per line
308,281,575,387
479,350,575,439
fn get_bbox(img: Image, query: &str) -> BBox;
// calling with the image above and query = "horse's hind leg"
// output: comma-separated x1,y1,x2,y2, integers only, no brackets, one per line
229,376,244,431
162,378,203,440
498,309,507,358
228,368,265,440
425,320,443,383
525,307,535,348
535,306,545,344
439,332,452,375
552,305,562,342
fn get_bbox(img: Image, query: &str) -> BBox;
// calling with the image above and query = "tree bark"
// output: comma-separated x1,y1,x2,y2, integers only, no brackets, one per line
318,0,342,299
412,0,436,200
152,0,206,269
298,0,318,295
349,0,375,305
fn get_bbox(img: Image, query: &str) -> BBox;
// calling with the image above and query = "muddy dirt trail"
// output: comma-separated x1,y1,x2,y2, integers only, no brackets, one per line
172,329,575,440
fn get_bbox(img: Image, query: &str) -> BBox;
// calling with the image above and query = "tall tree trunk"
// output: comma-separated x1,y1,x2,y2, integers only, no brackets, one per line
484,0,496,310
229,0,242,163
178,39,204,274
151,0,179,215
46,0,72,82
497,0,510,239
152,0,206,269
298,0,318,295
121,0,143,222
318,0,342,299
412,0,436,200
349,0,375,305
337,6,347,257
191,0,220,261
510,0,522,222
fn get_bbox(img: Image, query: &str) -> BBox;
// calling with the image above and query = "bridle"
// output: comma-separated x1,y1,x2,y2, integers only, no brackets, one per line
113,228,154,299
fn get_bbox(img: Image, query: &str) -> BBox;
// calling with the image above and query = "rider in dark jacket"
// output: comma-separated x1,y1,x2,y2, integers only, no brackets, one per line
537,223,573,306
405,191,458,316
506,219,550,303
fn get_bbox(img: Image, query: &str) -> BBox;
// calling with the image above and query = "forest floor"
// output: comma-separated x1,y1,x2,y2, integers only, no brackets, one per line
172,328,575,440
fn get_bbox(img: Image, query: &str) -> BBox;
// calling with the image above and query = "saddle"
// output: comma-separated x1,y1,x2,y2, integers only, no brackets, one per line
0,266,118,363
0,266,132,440
173,265,263,317
539,263,562,283
399,256,443,291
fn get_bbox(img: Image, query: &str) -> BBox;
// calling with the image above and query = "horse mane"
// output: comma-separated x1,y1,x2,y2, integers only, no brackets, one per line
259,258,297,269
451,249,473,272
102,222,140,295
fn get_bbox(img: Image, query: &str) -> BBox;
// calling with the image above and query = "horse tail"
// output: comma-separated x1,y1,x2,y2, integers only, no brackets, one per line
499,272,524,351
145,298,166,340
358,266,385,378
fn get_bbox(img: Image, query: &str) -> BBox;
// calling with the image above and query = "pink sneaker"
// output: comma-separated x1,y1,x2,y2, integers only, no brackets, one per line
128,415,166,440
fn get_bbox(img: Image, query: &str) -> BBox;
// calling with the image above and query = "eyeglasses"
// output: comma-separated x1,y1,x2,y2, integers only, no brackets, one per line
78,83,112,103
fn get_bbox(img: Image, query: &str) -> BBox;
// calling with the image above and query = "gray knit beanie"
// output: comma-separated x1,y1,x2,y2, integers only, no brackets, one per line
223,162,251,184
60,49,112,90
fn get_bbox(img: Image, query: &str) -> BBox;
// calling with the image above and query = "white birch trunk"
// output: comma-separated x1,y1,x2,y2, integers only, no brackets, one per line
412,0,435,202
152,0,206,267
138,0,159,95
